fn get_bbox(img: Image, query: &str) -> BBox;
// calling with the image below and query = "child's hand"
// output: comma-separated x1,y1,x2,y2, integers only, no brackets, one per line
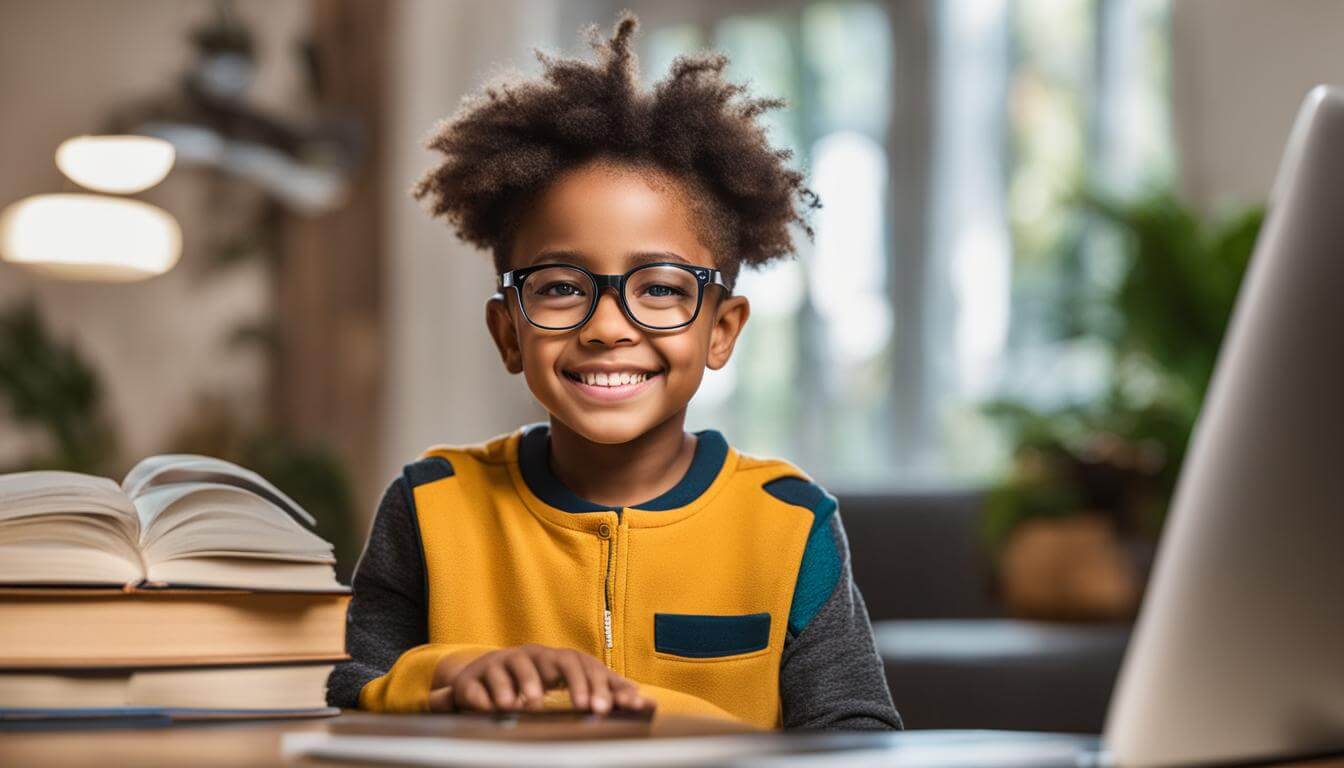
428,644,653,715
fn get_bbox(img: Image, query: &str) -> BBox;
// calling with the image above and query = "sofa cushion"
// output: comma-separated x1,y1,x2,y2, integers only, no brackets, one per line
875,619,1131,733
839,492,997,620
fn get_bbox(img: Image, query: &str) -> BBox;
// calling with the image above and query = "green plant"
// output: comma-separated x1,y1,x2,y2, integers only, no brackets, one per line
0,299,359,581
984,189,1265,550
0,301,118,474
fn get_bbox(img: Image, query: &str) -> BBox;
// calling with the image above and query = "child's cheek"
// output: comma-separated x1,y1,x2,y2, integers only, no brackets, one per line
655,337,709,406
516,336,566,407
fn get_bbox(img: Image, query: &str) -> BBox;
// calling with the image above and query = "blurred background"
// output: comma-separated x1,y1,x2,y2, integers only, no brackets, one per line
2,0,1340,732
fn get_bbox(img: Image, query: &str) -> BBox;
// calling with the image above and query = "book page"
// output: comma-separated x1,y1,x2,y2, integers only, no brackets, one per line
134,482,339,591
133,483,332,560
121,454,316,527
144,557,340,591
0,471,136,525
0,471,144,584
126,664,333,710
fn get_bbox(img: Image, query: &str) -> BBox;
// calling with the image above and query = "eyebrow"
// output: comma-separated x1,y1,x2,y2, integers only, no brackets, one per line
527,249,583,267
527,249,692,268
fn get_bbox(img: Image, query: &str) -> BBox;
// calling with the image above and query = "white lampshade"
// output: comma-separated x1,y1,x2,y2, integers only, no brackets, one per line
0,194,182,281
55,135,175,194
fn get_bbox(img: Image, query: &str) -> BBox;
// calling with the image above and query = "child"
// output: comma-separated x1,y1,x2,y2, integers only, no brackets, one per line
327,13,900,731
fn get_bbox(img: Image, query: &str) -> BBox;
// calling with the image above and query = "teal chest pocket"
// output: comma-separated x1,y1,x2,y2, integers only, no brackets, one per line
653,612,771,658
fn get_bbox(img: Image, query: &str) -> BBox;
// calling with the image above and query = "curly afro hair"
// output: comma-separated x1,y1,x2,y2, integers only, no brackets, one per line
412,10,820,290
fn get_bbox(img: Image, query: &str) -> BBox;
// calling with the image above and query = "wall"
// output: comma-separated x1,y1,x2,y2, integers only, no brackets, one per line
1170,0,1344,212
378,0,587,503
0,0,310,471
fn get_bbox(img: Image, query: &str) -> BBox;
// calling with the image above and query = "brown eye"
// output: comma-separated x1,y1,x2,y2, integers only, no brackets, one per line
535,281,586,297
639,283,688,298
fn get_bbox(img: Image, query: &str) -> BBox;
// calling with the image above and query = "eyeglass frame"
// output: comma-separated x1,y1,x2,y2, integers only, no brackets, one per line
497,261,729,332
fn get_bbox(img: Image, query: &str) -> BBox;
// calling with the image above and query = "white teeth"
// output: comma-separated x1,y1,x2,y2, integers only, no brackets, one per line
575,371,651,387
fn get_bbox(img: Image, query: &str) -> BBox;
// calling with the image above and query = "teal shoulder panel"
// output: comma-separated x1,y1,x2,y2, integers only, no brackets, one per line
762,476,841,636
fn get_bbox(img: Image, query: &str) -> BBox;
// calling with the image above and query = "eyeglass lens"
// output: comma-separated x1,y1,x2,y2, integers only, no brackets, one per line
521,265,700,329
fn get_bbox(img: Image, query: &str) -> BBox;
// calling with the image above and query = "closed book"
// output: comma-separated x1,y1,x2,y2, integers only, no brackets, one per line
0,587,349,668
0,661,338,724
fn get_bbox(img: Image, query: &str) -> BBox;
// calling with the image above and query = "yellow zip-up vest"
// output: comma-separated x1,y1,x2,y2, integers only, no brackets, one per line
358,424,822,729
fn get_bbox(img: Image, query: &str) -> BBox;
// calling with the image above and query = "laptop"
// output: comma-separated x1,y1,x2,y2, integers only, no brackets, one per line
1098,83,1344,767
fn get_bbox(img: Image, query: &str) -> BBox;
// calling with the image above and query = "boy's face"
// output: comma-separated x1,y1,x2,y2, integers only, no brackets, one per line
485,160,750,445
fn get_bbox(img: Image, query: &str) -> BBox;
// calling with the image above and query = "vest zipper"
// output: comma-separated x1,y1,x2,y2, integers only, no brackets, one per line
602,509,620,660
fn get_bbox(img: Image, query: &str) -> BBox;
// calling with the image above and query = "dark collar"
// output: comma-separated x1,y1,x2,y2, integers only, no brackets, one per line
517,423,728,513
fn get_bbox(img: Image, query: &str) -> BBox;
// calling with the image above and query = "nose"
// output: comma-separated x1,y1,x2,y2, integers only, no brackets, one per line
579,286,637,347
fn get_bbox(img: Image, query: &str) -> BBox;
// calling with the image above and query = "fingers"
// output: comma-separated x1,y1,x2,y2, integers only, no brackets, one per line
483,659,520,710
583,656,613,714
453,673,495,712
550,649,591,710
504,652,545,709
443,645,650,716
609,675,650,712
530,646,572,706
427,685,454,712
449,656,486,711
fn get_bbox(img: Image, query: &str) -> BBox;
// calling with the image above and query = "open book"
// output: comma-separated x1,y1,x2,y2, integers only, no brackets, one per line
0,455,341,591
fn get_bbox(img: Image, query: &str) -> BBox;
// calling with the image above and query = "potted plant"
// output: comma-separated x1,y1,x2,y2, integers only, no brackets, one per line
984,190,1264,621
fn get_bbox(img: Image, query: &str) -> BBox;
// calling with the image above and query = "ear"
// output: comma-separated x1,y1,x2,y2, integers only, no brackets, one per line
485,293,525,374
706,294,750,371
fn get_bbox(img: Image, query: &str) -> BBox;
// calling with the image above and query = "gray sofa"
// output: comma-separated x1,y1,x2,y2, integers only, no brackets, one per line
839,492,1132,733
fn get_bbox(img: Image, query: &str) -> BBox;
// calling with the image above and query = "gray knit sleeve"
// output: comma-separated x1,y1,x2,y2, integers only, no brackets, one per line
325,477,428,708
779,513,903,730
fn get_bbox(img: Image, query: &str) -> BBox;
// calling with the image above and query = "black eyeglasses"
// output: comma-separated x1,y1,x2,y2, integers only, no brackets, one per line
498,262,728,332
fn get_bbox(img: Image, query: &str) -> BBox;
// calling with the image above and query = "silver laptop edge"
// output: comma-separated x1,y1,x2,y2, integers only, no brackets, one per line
1102,85,1344,768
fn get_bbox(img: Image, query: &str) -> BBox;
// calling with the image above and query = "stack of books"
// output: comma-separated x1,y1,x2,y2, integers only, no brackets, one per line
0,455,350,726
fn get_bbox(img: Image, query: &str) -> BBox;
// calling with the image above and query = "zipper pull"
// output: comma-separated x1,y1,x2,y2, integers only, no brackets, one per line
603,609,613,649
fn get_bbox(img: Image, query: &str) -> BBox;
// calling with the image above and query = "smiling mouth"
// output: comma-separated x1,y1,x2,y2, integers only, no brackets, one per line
562,369,663,387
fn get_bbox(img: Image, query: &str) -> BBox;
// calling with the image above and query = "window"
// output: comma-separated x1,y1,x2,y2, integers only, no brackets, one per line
620,0,1173,490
